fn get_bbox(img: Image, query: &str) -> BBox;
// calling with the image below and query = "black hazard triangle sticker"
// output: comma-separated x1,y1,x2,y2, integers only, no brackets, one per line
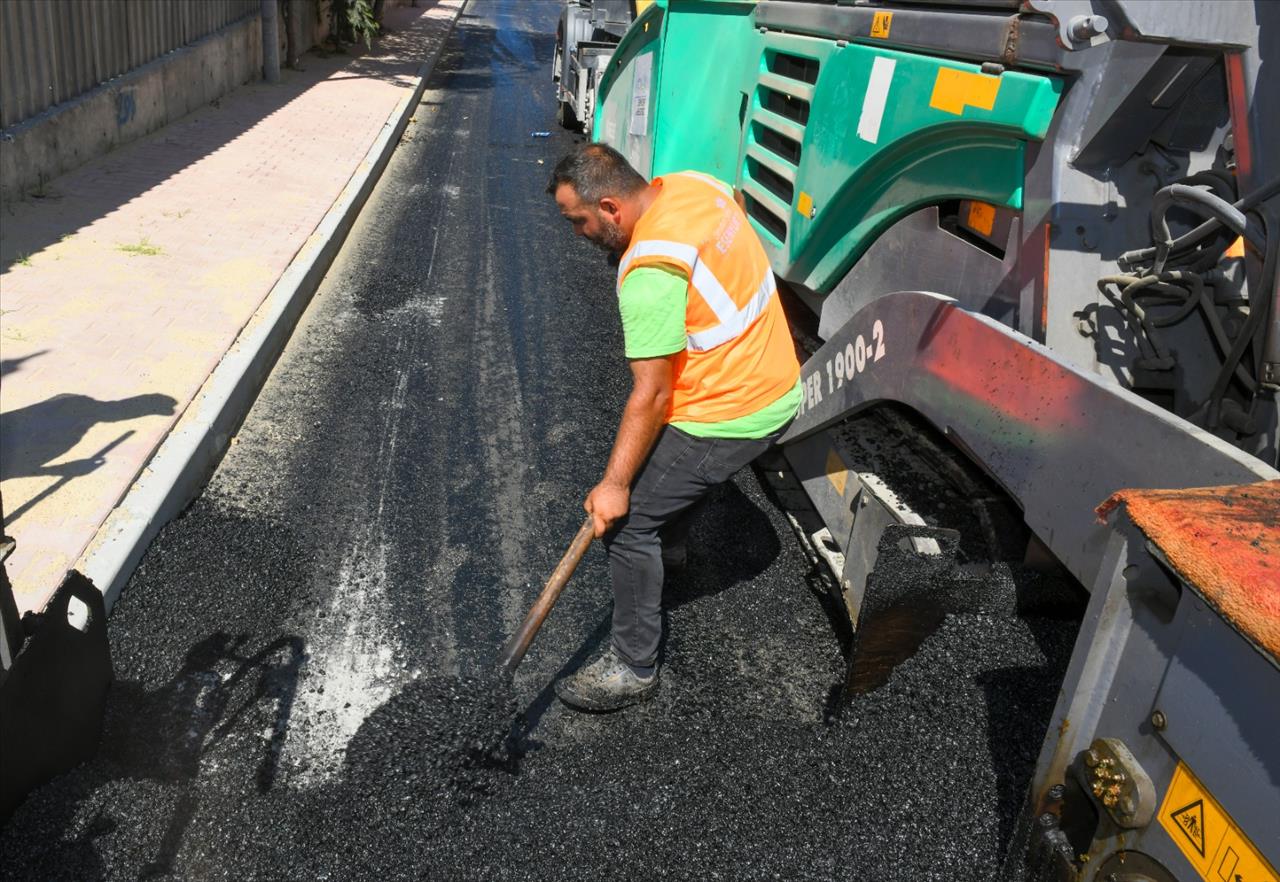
1170,798,1207,857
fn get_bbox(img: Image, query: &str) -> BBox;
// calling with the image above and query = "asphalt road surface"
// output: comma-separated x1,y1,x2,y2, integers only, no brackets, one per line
2,2,1083,879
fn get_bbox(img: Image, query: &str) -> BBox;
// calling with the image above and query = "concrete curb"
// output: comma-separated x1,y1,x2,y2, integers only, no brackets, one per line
79,0,467,611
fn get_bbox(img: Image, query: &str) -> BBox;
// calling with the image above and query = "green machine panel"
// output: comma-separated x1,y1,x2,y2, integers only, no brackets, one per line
596,0,1062,297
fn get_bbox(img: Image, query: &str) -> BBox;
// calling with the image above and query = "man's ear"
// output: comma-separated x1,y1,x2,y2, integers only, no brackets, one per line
598,196,623,223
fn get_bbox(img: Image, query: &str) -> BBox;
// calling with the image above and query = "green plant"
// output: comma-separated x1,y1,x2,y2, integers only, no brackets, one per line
15,253,32,266
329,0,379,49
117,238,163,256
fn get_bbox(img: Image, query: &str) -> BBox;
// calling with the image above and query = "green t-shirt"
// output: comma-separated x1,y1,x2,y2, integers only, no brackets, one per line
618,266,801,439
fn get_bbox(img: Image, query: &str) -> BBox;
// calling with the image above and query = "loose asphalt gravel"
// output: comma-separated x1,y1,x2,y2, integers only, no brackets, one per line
1,2,1084,879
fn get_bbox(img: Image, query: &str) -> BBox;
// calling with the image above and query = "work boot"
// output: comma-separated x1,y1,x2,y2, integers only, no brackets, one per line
555,647,659,712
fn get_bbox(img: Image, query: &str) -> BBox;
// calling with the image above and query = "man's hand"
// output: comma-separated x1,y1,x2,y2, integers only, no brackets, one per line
584,481,630,538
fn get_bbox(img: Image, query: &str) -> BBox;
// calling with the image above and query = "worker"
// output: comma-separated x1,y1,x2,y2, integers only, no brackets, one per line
546,143,802,711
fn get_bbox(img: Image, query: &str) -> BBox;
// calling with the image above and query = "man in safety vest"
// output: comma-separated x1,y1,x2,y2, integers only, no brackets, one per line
547,143,801,711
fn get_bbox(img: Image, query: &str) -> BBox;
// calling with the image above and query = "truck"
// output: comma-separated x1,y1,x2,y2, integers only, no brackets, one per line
552,0,647,134
588,1,1279,879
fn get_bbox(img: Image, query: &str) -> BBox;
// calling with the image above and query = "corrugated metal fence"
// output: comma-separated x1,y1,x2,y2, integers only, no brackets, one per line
1,0,261,129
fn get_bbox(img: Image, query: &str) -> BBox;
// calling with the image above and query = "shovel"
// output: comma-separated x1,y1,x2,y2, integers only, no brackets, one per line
496,515,595,679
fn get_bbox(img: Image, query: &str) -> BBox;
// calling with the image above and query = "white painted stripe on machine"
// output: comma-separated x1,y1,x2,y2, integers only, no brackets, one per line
857,56,895,144
687,268,777,351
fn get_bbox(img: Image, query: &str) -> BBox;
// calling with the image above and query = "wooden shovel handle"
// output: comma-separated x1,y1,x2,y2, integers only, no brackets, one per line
496,515,595,678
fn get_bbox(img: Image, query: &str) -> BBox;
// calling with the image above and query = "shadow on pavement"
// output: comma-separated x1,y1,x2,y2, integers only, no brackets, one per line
1,392,176,525
664,481,783,609
0,4,434,271
0,351,49,378
0,629,304,879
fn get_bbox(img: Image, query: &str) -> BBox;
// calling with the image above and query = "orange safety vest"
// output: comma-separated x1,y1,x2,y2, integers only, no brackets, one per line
617,171,800,425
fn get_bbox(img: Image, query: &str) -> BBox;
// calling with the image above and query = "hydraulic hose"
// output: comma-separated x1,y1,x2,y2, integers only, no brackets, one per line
1142,272,1203,328
1207,210,1278,427
1119,174,1280,271
1150,185,1267,273
1098,275,1162,365
1098,270,1259,392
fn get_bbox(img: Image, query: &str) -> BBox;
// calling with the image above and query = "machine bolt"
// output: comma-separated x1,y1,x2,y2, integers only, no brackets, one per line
1039,812,1057,828
1150,710,1167,731
1047,784,1066,801
1069,14,1108,41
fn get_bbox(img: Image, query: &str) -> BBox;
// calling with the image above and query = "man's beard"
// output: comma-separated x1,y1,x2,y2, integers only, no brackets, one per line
589,217,628,256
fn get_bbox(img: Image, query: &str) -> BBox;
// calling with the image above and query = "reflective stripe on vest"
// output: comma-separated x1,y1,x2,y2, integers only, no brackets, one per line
618,239,776,352
672,170,733,199
616,239,698,283
687,267,776,352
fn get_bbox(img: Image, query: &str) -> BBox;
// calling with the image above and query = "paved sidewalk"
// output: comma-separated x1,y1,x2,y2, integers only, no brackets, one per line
1,0,462,616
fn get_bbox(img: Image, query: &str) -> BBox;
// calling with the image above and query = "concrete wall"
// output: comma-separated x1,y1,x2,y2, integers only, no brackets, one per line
0,14,263,202
0,0,263,128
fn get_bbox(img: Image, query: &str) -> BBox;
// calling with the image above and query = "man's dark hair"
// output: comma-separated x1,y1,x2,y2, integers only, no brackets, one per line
546,142,648,203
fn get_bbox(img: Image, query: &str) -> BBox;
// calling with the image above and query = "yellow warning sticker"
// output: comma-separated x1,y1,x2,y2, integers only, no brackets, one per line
928,67,1001,116
825,448,848,496
967,201,996,237
1158,763,1277,882
796,191,814,218
870,11,892,39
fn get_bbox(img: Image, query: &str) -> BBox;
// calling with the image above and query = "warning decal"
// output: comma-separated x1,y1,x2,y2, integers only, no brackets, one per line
966,201,996,237
1157,763,1277,882
1170,799,1207,857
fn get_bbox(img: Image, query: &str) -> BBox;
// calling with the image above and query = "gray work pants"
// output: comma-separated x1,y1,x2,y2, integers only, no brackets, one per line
605,423,785,668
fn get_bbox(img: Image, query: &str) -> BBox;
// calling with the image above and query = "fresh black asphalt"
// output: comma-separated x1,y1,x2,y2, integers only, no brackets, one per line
1,2,1083,878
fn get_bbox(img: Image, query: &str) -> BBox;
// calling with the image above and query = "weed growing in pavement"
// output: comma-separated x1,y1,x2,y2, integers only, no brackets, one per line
14,253,32,267
117,238,163,257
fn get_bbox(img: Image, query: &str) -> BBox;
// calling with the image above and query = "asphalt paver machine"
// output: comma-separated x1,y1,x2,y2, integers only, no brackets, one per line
590,1,1280,879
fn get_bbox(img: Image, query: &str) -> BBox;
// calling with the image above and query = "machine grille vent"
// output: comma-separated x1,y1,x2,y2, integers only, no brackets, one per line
753,123,802,165
742,50,818,246
747,156,794,206
768,52,818,85
744,193,788,243
760,86,810,125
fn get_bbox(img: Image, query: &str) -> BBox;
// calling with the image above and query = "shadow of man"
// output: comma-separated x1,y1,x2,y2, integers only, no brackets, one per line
662,480,783,610
1,392,177,524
